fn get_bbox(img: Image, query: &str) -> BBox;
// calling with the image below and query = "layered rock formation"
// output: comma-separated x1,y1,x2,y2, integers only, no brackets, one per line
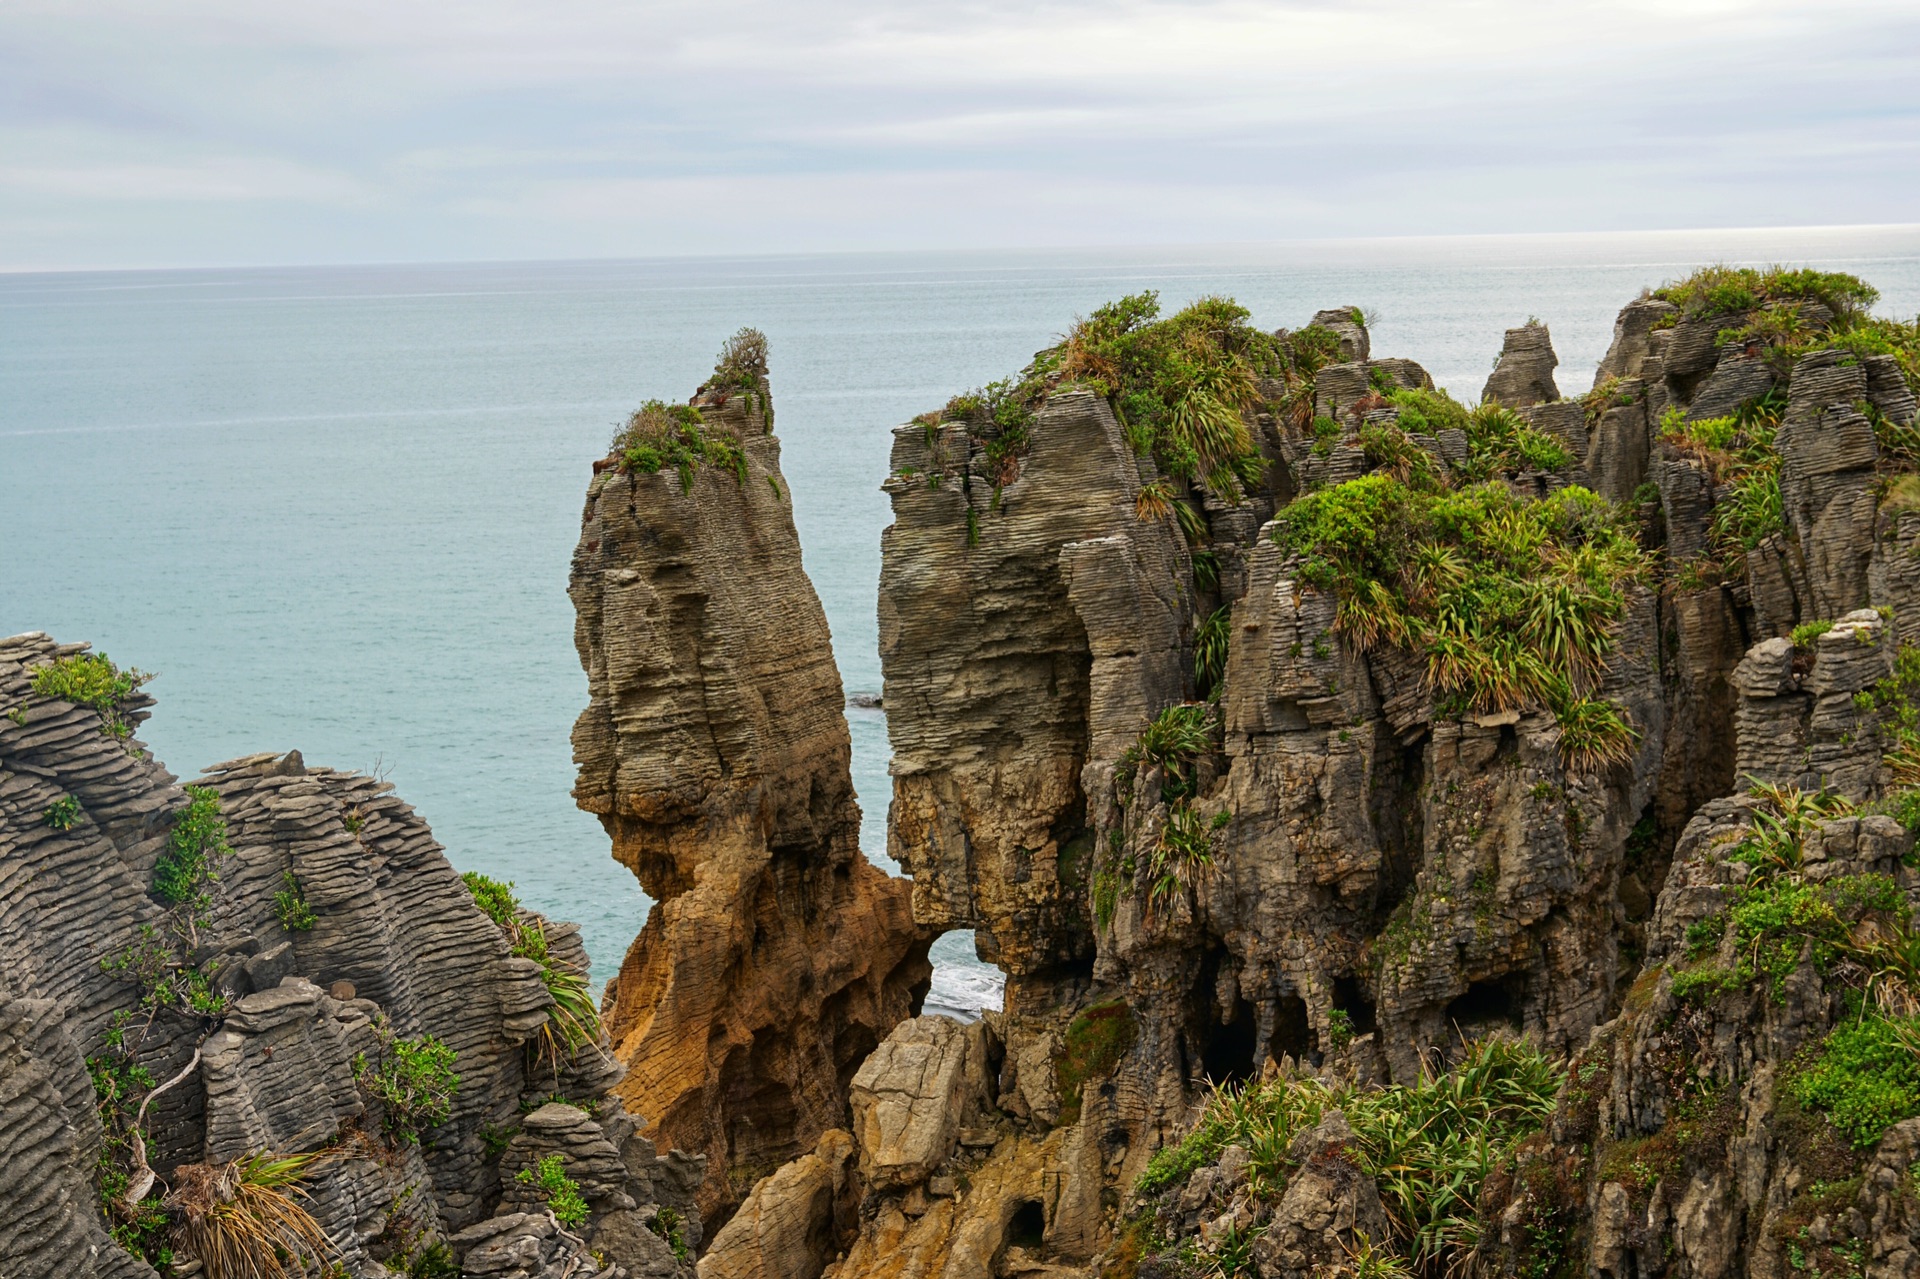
704,271,1920,1279
570,341,932,1229
0,632,692,1279
879,389,1190,1012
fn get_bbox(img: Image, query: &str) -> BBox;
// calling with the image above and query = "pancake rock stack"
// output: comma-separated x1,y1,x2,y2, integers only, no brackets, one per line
0,633,693,1279
692,272,1920,1279
568,334,932,1232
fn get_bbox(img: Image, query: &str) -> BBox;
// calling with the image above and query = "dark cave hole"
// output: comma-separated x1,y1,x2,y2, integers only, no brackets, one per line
1270,994,1311,1063
1331,976,1378,1037
1373,741,1426,917
1201,1000,1259,1084
1006,1200,1047,1250
1446,978,1523,1035
1190,951,1259,1084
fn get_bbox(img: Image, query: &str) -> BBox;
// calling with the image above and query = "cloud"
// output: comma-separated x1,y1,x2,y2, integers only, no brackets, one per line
0,0,1915,266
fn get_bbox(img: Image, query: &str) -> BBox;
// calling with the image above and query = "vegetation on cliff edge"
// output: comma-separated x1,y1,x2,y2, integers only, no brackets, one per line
462,871,604,1074
1273,473,1647,769
1136,1037,1561,1278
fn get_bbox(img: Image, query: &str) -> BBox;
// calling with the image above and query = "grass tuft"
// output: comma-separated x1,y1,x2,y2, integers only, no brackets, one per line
166,1150,332,1279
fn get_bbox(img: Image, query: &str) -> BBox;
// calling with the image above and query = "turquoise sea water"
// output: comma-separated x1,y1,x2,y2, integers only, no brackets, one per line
5,228,1919,1016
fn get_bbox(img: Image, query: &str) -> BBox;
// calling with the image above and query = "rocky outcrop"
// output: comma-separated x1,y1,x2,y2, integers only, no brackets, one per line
878,390,1188,1012
716,278,1920,1279
570,352,931,1228
0,631,691,1279
1484,321,1561,407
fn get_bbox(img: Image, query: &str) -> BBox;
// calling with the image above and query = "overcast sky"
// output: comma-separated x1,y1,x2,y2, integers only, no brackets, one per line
2,0,1916,269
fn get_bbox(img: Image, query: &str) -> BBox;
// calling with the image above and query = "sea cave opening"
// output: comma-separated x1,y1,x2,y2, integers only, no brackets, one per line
1331,975,1378,1040
1446,977,1524,1037
1006,1200,1047,1250
1270,994,1312,1064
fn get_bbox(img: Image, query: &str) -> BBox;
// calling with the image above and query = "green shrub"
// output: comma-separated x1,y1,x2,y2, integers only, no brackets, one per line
1455,402,1572,478
1326,1008,1355,1051
1055,999,1137,1124
651,1206,691,1262
43,795,82,830
1148,804,1221,912
930,291,1311,503
1194,606,1231,699
403,1241,458,1279
88,1023,172,1267
1858,641,1920,789
1653,265,1878,323
356,1036,460,1143
1137,1037,1560,1275
461,871,518,929
30,652,150,739
1274,475,1646,728
461,873,603,1072
1120,703,1214,804
1792,620,1835,650
1387,386,1471,437
612,400,747,492
154,785,229,920
1790,1012,1920,1147
273,872,316,932
1554,696,1640,773
515,1153,589,1227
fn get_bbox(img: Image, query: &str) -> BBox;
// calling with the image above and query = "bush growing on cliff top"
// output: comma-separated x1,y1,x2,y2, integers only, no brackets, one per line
930,291,1346,504
1653,265,1879,324
705,327,772,428
30,651,151,739
1652,265,1920,399
1272,473,1646,765
612,400,746,493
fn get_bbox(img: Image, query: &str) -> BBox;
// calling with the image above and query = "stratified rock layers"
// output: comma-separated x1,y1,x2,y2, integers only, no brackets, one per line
0,633,684,1279
879,390,1189,1014
571,375,930,1228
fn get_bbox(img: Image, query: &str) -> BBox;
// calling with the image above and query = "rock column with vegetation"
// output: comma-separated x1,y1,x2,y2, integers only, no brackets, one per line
702,269,1920,1279
569,331,933,1233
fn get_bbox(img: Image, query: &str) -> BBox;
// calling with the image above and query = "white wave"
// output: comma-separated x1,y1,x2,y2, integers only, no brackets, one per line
922,958,1005,1023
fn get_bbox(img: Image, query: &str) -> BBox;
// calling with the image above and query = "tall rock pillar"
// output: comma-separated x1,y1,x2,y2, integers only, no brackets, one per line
570,337,931,1228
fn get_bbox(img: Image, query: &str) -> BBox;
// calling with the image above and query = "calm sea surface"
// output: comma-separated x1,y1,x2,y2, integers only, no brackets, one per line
5,228,1919,1017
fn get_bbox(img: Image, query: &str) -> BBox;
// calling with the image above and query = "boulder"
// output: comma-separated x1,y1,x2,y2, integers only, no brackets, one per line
849,1016,981,1190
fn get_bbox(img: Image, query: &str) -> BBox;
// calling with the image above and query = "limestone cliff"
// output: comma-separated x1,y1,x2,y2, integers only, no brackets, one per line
570,335,932,1230
0,632,692,1279
701,272,1920,1279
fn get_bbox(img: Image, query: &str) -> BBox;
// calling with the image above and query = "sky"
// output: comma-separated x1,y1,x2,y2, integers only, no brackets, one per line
2,0,1917,269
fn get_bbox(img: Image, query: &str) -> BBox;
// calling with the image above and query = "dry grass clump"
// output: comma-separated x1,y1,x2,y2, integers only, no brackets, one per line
166,1151,331,1279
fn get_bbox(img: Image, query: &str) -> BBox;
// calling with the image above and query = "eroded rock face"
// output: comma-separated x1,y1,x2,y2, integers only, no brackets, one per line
0,632,688,1279
878,390,1188,1010
571,363,931,1227
1484,321,1561,407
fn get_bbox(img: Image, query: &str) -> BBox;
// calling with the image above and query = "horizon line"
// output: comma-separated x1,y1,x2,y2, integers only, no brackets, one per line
5,221,1919,280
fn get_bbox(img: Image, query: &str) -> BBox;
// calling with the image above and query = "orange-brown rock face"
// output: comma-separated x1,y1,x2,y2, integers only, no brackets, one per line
570,350,931,1229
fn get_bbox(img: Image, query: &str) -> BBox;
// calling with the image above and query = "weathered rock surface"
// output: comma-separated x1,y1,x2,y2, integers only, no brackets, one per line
1483,320,1561,407
0,632,692,1279
879,389,1187,1011
713,284,1920,1279
570,358,931,1227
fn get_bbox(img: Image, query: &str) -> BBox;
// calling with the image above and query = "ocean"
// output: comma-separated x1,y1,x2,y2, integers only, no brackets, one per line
5,227,1919,1019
